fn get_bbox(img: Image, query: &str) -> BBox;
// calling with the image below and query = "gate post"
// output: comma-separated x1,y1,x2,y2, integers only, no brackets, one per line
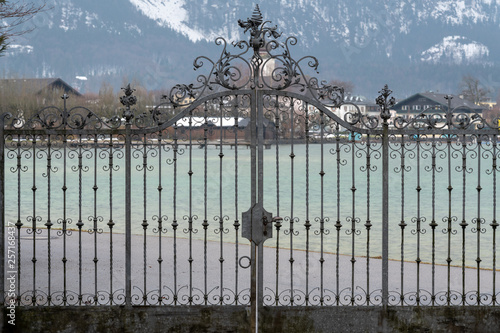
376,85,395,307
244,83,273,332
120,85,137,306
249,88,257,333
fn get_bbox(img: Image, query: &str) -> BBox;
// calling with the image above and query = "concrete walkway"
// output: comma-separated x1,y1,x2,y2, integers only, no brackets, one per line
10,228,499,306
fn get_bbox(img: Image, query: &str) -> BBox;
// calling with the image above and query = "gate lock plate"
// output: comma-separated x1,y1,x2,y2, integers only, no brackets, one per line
242,204,273,245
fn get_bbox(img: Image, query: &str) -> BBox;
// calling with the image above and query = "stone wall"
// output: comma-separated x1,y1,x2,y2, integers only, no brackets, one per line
2,306,500,332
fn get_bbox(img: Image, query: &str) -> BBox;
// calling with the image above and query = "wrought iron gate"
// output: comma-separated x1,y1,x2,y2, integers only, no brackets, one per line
1,5,499,333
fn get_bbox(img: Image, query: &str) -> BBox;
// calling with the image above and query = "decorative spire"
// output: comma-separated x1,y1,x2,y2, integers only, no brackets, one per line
238,5,281,53
376,84,395,122
238,5,263,35
250,4,263,27
120,84,136,106
236,5,282,87
120,84,137,124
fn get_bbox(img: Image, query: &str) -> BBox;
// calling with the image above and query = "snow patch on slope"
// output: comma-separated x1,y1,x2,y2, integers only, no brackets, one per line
420,36,489,64
5,45,34,56
129,0,218,42
85,13,99,28
58,1,101,31
124,23,142,35
431,1,488,24
60,3,83,31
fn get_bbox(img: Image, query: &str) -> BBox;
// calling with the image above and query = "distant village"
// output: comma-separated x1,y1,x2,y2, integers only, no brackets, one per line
1,77,498,132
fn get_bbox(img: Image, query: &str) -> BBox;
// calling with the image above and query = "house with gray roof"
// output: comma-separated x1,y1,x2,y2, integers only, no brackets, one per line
393,92,484,119
0,78,81,96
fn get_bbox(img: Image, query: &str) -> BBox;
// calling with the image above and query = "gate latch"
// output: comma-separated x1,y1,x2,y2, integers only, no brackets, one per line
242,203,277,245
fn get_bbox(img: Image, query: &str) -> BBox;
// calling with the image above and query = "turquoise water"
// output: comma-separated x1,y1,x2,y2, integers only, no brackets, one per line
4,140,499,269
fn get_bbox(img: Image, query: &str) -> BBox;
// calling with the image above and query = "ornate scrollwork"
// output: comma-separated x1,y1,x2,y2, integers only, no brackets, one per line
157,5,346,111
392,102,490,131
6,94,120,130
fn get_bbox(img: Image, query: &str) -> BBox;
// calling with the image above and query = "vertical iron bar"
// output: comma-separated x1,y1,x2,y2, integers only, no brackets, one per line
250,89,257,333
61,96,68,305
77,135,83,306
289,97,295,306
335,123,342,306
256,96,264,206
125,118,132,306
203,102,209,305
62,135,67,305
274,97,280,306
157,131,163,305
318,107,325,306
188,110,194,305
460,134,468,305
250,94,257,221
415,135,421,306
142,134,149,305
233,97,240,305
93,134,99,305
446,136,453,305
31,135,37,305
251,242,257,332
492,135,498,306
399,135,406,306
107,134,115,305
16,136,23,306
257,243,264,311
350,130,356,306
304,103,310,306
430,135,437,306
172,126,179,305
476,136,482,305
382,112,389,307
46,135,53,305
365,135,372,305
257,91,265,320
219,98,225,305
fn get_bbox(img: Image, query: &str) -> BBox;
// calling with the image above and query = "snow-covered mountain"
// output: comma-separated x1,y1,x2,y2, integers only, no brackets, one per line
3,0,500,98
420,36,490,65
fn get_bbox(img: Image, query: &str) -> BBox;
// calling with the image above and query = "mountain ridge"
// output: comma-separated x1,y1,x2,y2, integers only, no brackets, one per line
2,0,500,99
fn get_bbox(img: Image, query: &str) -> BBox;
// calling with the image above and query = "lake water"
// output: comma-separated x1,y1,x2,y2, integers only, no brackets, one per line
4,140,499,269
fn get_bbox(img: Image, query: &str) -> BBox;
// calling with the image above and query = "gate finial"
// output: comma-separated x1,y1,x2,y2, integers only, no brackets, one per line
376,84,395,122
238,5,263,36
120,84,137,124
238,5,281,53
250,4,263,27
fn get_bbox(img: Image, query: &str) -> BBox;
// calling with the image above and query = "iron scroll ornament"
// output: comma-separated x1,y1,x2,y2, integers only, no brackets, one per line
164,5,345,109
5,88,135,131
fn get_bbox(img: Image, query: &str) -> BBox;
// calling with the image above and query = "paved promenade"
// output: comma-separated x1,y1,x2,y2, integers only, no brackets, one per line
10,228,498,306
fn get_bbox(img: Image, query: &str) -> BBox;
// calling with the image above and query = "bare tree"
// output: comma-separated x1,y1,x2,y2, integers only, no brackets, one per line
0,0,47,55
459,74,490,104
328,79,354,94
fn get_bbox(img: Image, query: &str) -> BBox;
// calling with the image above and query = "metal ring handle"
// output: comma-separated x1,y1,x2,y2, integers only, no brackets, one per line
238,256,251,269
